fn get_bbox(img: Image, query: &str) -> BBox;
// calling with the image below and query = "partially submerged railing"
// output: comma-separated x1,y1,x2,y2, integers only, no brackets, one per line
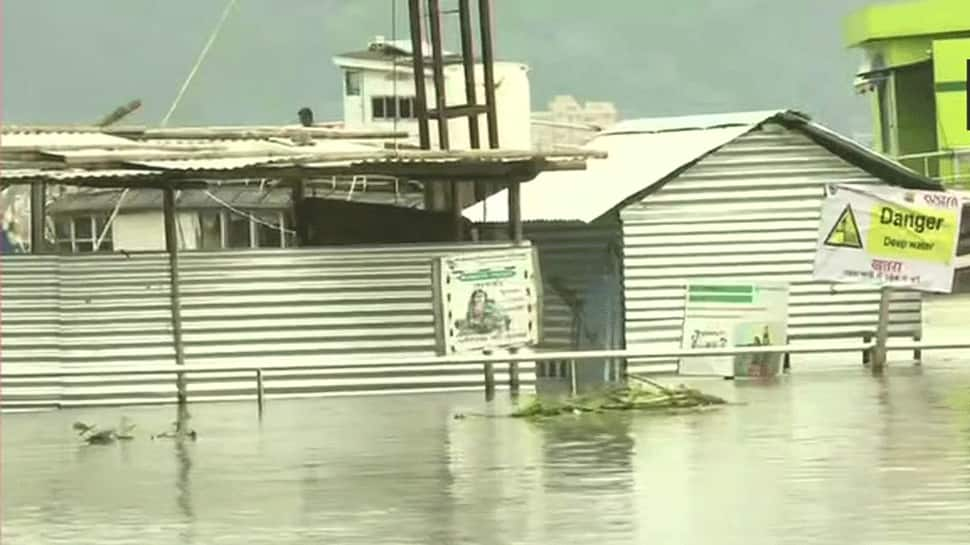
5,341,969,409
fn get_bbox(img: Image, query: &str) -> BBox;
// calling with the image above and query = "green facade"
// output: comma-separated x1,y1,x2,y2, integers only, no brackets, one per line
846,0,970,187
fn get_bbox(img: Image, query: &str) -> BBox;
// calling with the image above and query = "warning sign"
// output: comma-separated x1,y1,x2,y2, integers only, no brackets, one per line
813,184,964,294
824,205,863,249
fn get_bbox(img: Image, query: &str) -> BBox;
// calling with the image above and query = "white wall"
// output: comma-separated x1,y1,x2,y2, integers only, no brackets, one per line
341,61,531,150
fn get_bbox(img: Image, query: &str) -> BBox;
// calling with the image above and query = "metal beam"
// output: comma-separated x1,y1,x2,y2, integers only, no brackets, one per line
457,0,481,150
162,187,187,404
407,0,432,150
29,182,47,253
426,104,489,119
426,0,451,151
15,341,957,379
508,181,522,243
478,0,500,149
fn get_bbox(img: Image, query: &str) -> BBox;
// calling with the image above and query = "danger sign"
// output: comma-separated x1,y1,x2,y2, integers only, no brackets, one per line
813,184,963,293
824,205,863,249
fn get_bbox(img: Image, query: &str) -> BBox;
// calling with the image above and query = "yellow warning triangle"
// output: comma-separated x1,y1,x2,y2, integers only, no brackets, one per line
824,205,863,249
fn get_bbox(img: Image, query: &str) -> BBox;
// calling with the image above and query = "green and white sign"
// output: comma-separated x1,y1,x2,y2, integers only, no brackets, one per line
679,282,789,378
432,247,542,355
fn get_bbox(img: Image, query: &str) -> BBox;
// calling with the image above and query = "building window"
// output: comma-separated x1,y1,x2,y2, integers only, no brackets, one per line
54,215,113,253
371,96,418,121
199,210,292,250
344,71,362,96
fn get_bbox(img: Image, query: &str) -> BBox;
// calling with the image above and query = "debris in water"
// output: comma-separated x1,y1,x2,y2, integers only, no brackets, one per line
510,375,728,419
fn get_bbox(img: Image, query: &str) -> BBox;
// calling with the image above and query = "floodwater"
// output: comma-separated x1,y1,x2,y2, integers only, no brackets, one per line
3,362,970,545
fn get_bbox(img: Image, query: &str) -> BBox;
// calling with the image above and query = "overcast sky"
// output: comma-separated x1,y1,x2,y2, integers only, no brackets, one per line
2,0,884,135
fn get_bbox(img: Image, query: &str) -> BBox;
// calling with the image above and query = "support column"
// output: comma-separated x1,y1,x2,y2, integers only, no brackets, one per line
871,287,891,373
289,179,306,246
163,187,188,404
30,182,47,253
508,181,522,244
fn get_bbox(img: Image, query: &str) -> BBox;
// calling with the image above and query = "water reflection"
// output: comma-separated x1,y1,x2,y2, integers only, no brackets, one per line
4,366,970,544
174,405,195,543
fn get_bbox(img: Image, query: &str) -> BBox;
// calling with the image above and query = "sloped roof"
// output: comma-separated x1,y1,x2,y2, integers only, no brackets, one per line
463,109,942,224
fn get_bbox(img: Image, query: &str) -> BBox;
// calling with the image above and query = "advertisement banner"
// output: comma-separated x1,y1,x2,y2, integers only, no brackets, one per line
679,282,789,378
813,184,963,293
433,247,542,355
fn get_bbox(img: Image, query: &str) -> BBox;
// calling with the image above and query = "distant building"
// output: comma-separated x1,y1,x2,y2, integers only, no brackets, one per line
531,95,618,151
846,0,970,186
333,36,532,150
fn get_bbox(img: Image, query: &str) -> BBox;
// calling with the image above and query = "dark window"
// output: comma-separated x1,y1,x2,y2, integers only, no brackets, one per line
371,96,417,120
226,214,251,248
372,97,386,119
199,211,223,249
73,217,92,239
398,97,412,119
345,71,361,96
384,97,397,119
255,212,282,248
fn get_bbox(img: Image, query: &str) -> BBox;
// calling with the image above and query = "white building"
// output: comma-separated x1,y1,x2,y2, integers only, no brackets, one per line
333,37,532,150
531,95,619,151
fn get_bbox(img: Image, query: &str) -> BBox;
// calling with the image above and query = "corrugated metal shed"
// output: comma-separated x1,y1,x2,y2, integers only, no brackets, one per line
0,243,533,408
465,109,944,374
620,126,924,373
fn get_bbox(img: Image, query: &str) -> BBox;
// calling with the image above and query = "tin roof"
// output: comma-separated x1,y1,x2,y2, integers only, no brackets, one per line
463,109,943,224
1,125,600,187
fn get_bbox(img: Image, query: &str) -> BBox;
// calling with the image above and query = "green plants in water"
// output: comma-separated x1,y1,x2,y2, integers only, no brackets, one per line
510,376,728,420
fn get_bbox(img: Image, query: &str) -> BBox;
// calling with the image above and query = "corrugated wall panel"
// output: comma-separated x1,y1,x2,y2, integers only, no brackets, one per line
522,221,623,351
0,242,534,408
620,127,923,374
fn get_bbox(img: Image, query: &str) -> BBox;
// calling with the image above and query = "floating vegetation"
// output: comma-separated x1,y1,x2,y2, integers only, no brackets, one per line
510,375,728,419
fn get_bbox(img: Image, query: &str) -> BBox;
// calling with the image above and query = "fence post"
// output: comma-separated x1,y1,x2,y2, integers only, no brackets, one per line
508,347,520,396
256,369,265,410
871,287,891,372
863,334,872,366
483,362,496,400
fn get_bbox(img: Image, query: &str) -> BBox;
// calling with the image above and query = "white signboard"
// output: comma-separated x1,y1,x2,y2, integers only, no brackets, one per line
679,282,789,378
433,247,542,355
813,184,963,293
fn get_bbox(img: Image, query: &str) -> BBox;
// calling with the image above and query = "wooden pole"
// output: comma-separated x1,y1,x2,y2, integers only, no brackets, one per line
29,182,47,253
163,188,188,404
256,369,265,410
483,362,496,400
508,181,522,243
872,287,891,373
508,348,520,396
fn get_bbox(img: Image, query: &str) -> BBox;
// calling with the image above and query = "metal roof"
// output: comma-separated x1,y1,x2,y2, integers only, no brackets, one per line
1,125,599,186
463,109,943,224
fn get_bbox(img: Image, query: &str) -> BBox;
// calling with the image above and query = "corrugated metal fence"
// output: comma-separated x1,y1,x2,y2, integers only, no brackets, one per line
620,127,923,373
0,242,534,408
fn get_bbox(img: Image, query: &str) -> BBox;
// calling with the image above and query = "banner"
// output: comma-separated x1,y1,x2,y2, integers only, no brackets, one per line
433,247,541,354
813,184,963,293
679,282,789,378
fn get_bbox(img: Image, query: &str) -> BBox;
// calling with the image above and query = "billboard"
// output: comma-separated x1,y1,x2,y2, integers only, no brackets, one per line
432,247,542,355
679,282,789,378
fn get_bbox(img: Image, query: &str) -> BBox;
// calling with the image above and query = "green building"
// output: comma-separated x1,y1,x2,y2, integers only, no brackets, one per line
846,0,970,187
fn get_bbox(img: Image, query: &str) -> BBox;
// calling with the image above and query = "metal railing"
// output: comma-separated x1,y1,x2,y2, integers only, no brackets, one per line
5,341,969,408
898,148,970,186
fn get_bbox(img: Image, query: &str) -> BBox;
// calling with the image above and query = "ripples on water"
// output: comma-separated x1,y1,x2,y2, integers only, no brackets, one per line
4,365,970,545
